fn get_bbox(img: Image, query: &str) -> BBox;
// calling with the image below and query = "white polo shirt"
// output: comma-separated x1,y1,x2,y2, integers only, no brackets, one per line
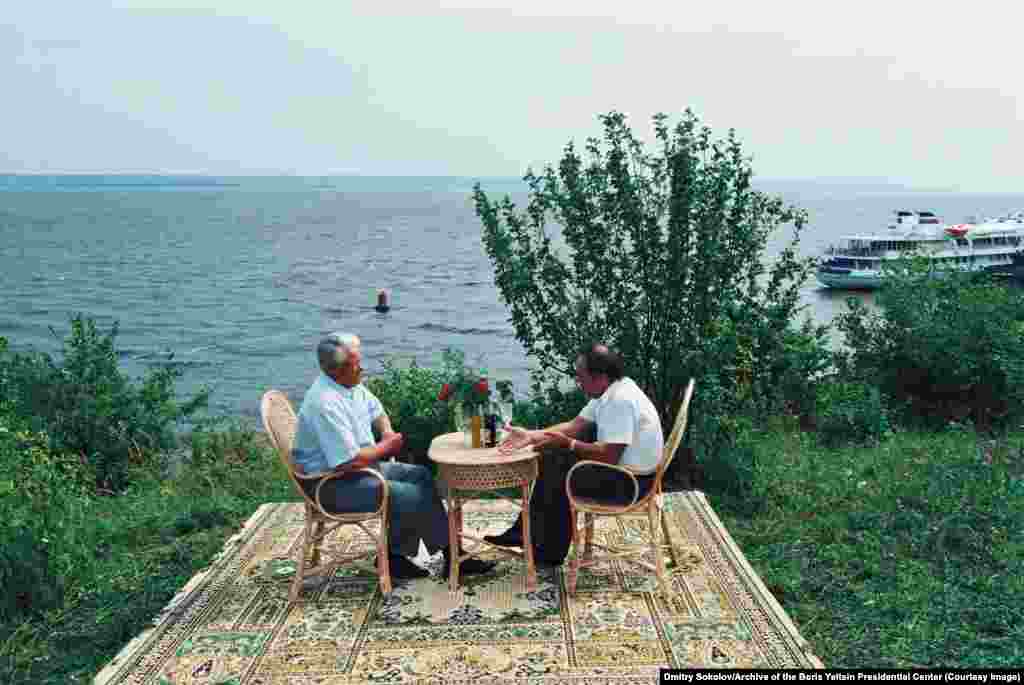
292,373,384,476
579,377,664,474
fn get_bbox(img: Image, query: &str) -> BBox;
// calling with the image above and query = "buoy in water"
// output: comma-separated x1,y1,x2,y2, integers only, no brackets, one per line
374,288,391,313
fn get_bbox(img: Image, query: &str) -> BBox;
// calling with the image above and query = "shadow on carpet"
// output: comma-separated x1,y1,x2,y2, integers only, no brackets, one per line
96,491,822,684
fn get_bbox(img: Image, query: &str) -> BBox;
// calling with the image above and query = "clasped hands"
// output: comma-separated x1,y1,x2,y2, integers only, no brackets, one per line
497,425,571,454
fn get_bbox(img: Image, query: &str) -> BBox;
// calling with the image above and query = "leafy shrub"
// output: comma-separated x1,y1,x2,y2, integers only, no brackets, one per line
835,260,1024,431
186,416,267,471
509,374,588,430
474,109,825,470
364,348,528,465
814,380,891,447
771,317,835,421
700,413,755,490
0,315,210,490
364,351,459,464
0,410,95,622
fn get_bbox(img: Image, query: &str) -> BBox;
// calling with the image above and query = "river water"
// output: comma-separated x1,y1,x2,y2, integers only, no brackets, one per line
2,175,1021,425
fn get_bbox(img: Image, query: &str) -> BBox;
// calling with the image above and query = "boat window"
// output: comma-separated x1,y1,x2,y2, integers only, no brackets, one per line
957,239,968,247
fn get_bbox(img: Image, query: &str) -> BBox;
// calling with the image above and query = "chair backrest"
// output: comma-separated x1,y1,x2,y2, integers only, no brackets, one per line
654,378,696,487
260,390,311,501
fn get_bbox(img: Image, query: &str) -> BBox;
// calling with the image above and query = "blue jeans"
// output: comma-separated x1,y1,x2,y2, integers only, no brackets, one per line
302,461,450,557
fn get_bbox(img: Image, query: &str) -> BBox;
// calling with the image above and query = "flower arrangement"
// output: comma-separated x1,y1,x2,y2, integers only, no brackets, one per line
434,349,514,417
437,376,491,412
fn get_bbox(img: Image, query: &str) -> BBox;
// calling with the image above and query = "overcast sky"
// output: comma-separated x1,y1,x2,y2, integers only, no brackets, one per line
3,1,1021,190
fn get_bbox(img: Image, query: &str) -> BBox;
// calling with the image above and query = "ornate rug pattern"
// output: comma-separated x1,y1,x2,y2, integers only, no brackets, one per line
95,491,822,684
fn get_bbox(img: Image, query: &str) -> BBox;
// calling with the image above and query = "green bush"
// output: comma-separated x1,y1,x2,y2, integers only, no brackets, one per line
814,380,891,448
836,260,1024,431
0,413,293,683
186,416,266,471
474,109,826,471
364,355,450,464
0,410,95,622
363,348,590,465
509,374,588,430
0,315,210,490
698,413,764,513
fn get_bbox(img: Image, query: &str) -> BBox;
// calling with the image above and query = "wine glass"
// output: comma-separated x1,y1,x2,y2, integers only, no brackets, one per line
495,400,513,441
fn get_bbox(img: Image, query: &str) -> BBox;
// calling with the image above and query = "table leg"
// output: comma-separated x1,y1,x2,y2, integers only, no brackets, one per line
521,482,537,591
447,492,461,593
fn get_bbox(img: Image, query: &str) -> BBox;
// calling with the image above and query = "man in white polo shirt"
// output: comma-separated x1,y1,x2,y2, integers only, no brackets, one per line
485,343,664,565
292,332,495,580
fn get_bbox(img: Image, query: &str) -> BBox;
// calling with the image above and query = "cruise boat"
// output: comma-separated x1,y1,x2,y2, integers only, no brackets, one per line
816,210,1024,289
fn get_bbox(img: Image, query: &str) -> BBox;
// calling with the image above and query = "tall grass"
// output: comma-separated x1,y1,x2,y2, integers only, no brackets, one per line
710,418,1024,667
0,427,293,684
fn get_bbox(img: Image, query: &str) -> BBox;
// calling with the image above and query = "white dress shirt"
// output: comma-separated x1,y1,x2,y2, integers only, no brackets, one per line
579,377,664,474
292,373,384,475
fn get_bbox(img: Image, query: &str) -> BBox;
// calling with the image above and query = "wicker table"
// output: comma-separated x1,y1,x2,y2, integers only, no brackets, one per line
428,432,539,592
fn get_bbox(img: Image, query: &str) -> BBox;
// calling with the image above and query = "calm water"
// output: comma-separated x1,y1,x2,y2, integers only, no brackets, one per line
2,175,1022,425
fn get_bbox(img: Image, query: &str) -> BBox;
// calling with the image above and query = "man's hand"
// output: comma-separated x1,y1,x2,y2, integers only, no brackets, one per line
380,432,404,458
351,432,404,468
539,430,571,450
497,425,534,454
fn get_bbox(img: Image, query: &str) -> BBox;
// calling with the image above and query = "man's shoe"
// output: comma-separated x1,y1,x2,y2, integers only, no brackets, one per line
483,526,523,548
458,557,497,576
384,554,429,580
441,549,497,578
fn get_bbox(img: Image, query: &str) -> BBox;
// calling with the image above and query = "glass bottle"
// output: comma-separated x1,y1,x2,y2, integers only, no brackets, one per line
484,403,497,448
470,409,483,448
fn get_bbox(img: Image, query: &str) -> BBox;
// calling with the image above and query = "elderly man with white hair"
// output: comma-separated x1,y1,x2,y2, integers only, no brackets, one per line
292,332,495,580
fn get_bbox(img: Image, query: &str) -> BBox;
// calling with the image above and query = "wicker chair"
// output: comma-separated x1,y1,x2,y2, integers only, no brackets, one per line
564,378,695,595
260,390,392,600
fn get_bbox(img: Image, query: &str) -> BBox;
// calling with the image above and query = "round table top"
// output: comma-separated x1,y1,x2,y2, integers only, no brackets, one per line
427,432,536,466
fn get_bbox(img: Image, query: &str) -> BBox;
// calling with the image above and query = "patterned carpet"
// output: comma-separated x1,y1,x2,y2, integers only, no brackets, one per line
95,491,822,684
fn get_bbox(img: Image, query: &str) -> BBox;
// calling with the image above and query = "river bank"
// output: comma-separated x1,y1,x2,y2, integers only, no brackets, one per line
2,414,1021,683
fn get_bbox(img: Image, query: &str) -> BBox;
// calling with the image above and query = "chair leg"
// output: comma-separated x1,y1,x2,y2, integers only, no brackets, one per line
660,504,673,551
377,518,392,595
291,525,310,603
521,482,536,591
583,513,594,563
566,506,580,595
447,493,461,593
311,519,324,568
649,502,668,595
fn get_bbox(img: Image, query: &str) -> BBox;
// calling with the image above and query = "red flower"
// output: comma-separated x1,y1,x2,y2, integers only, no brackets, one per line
437,383,452,401
474,378,489,394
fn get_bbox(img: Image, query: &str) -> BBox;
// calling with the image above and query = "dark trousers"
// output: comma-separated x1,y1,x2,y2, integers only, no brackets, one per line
301,461,450,557
527,446,655,564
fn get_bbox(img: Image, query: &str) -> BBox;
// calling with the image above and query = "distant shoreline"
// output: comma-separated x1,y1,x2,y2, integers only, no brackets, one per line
0,173,1006,195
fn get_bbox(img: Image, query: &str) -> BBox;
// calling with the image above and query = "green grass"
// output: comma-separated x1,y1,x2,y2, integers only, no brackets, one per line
708,420,1024,667
2,420,1022,681
0,433,296,685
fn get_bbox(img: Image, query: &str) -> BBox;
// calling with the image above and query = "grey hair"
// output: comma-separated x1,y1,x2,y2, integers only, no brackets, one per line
317,332,360,375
